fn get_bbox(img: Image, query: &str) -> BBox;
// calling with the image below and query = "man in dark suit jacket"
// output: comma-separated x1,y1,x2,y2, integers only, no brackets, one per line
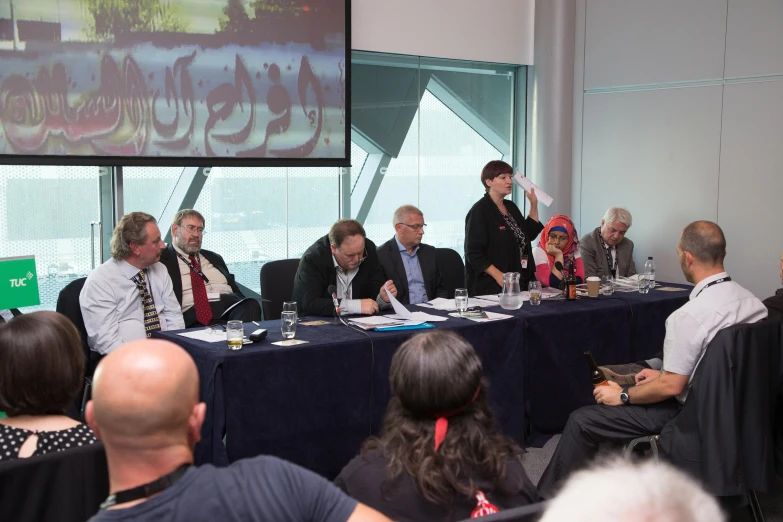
159,209,261,328
292,219,397,317
579,207,637,278
377,205,447,305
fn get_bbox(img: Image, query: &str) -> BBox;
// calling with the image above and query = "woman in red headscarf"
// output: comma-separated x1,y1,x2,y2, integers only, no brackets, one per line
335,330,538,521
532,215,585,288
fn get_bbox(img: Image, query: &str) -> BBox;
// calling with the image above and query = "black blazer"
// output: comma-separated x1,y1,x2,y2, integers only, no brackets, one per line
159,245,243,324
464,194,543,296
292,235,385,317
376,237,448,305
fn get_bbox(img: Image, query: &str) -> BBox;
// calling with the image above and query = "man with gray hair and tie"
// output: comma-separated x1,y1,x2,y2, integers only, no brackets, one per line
579,207,637,279
80,212,185,355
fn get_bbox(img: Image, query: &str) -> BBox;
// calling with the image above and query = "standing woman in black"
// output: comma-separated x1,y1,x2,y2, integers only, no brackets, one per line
465,161,542,296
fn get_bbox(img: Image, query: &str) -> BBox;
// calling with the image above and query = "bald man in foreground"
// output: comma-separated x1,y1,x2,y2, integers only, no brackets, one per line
86,339,390,522
537,221,767,498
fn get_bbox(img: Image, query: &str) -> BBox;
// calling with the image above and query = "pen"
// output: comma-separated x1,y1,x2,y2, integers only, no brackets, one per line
252,321,261,327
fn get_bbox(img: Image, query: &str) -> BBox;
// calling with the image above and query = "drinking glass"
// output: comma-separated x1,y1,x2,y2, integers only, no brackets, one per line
638,274,650,294
226,320,244,350
454,288,469,314
281,311,297,339
601,275,614,295
282,301,297,321
528,281,542,306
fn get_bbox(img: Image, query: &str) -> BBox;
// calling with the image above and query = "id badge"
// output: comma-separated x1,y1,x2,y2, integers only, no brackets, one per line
520,256,528,269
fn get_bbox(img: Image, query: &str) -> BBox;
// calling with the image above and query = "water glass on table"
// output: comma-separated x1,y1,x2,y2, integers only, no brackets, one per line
528,281,542,305
281,311,297,339
455,288,469,315
601,275,614,295
282,301,297,321
638,274,650,294
226,320,244,351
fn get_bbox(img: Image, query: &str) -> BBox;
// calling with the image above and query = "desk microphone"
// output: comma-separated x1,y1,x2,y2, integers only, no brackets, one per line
327,285,341,316
554,261,564,272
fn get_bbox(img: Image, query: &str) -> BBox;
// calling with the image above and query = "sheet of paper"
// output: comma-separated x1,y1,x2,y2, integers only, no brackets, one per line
385,281,414,319
513,172,554,207
448,311,515,323
177,329,251,344
271,339,310,346
387,312,449,322
418,297,500,311
655,286,688,292
349,316,408,326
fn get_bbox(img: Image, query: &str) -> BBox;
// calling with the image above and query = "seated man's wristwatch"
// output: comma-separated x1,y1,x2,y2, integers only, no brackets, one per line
620,386,630,405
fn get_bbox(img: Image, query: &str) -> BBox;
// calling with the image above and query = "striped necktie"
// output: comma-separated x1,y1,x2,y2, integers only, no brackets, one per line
133,270,161,337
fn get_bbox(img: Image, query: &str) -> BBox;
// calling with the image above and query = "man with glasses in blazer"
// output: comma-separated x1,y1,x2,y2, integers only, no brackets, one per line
293,219,397,317
377,205,447,305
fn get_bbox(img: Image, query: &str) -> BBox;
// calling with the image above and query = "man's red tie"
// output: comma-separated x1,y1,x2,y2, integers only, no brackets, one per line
189,255,213,325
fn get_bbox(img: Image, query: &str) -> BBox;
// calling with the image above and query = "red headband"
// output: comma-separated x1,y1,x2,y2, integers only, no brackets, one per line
433,386,481,451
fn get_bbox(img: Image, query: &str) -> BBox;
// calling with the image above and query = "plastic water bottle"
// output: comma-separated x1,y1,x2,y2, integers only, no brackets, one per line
645,257,656,290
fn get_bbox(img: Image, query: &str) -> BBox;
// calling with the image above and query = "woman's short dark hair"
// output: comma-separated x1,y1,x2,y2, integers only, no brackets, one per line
363,330,524,506
0,311,85,416
481,160,514,193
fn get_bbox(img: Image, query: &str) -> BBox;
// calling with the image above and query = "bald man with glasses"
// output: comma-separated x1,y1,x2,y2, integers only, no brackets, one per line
377,205,447,305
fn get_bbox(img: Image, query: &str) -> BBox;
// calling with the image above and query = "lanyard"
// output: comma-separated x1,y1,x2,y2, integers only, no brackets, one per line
176,252,210,283
100,464,191,509
693,276,732,299
597,230,618,277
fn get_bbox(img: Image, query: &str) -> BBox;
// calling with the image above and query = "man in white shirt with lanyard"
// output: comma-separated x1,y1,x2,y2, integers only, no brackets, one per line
80,212,185,355
538,220,767,498
159,210,261,328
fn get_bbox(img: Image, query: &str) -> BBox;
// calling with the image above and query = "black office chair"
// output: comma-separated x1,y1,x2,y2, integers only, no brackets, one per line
625,318,783,521
456,501,548,522
436,248,466,299
56,277,101,421
259,258,300,321
0,442,109,522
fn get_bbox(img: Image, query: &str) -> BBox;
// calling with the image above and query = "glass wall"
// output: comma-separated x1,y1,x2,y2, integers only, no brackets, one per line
2,53,524,308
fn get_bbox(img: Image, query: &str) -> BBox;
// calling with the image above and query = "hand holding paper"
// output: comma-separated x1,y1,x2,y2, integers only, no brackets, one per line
513,172,553,207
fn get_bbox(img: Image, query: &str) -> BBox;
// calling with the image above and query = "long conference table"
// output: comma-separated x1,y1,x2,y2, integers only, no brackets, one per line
155,284,690,479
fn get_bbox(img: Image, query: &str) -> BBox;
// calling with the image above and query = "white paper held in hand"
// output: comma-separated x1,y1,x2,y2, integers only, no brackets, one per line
513,172,553,207
385,282,449,322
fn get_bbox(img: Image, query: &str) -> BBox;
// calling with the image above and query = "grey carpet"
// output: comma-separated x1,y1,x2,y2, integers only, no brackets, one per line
520,434,782,521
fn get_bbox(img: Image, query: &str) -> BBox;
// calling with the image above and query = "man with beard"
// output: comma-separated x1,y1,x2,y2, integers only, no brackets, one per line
159,209,261,328
81,212,185,355
537,221,767,498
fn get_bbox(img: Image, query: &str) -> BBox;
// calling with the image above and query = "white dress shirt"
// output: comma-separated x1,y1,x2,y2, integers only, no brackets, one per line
173,245,233,312
332,256,389,315
80,258,186,355
662,272,767,403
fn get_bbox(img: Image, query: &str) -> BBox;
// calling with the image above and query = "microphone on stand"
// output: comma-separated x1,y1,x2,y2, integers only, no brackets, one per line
554,261,564,272
554,261,566,298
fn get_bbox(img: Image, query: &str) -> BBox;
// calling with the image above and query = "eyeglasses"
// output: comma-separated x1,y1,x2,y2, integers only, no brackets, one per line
182,225,206,234
397,223,427,231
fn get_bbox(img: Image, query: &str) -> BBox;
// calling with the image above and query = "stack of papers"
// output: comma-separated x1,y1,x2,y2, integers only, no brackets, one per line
418,297,499,311
448,311,515,323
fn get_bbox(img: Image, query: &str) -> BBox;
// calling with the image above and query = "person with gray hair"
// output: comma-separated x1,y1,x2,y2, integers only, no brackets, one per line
376,205,448,305
539,458,725,522
80,212,185,355
537,221,767,498
579,207,637,278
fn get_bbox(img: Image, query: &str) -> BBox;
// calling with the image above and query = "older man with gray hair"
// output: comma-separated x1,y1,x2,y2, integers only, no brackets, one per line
80,212,185,355
579,207,637,278
376,205,448,305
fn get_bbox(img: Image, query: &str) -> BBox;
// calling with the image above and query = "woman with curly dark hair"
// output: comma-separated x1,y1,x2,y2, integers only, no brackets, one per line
335,330,538,520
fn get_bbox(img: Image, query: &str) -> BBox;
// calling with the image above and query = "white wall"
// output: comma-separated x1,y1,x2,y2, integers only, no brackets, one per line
351,0,535,65
572,0,783,297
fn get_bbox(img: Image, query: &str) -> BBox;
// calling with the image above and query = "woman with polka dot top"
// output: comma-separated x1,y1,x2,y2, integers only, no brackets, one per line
0,311,98,460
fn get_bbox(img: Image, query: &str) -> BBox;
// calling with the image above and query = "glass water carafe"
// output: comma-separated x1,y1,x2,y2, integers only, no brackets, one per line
499,272,523,310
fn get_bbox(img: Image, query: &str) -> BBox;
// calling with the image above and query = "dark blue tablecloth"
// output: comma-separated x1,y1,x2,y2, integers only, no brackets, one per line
155,284,690,478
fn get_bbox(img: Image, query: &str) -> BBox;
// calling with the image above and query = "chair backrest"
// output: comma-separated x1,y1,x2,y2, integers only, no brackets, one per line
659,318,783,497
456,501,548,522
0,442,109,522
56,277,90,367
259,259,300,321
436,248,466,299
